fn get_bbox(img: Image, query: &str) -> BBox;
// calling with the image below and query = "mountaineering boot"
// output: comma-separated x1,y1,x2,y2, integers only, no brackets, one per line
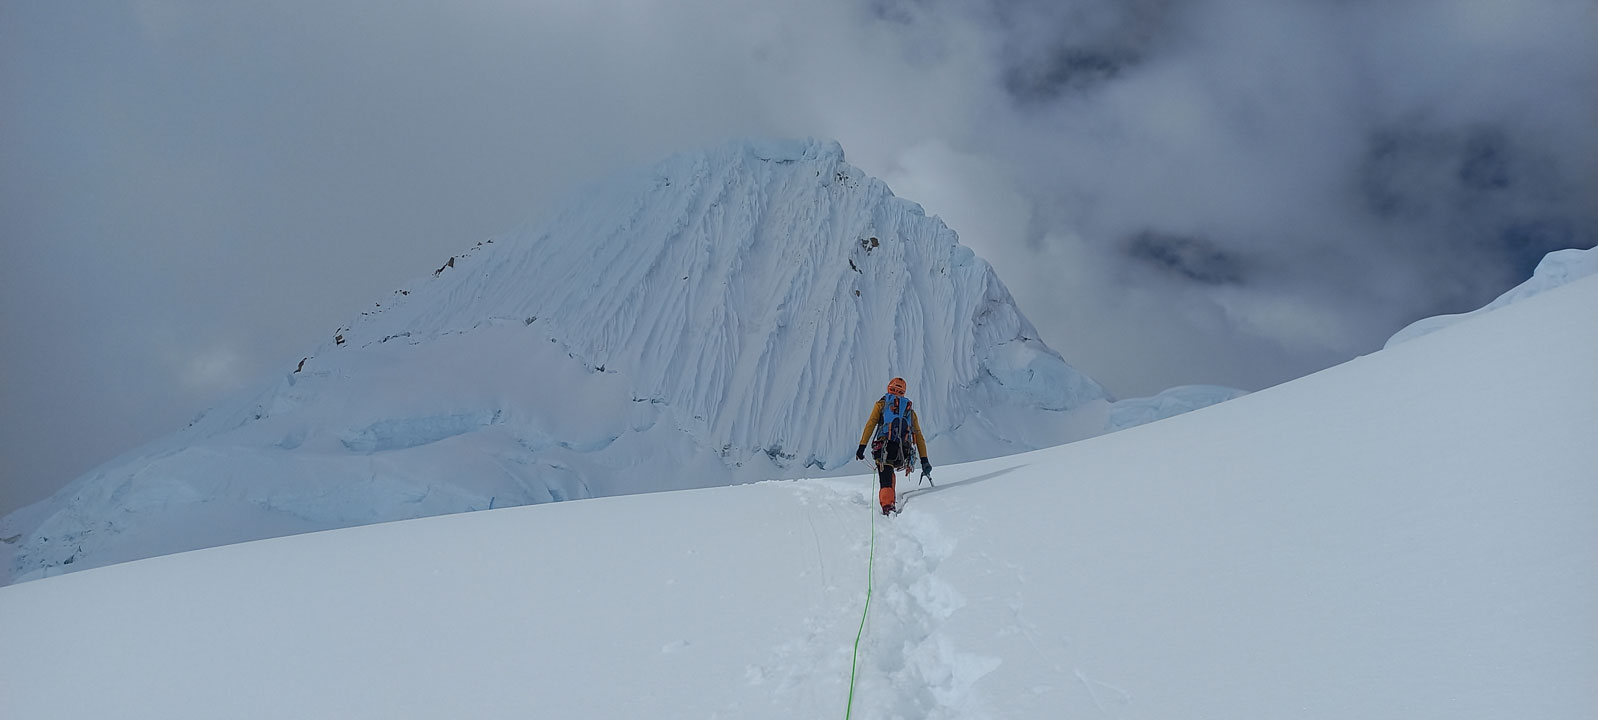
878,486,895,516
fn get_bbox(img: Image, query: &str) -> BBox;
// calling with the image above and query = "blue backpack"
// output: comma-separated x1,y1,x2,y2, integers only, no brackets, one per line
873,393,915,468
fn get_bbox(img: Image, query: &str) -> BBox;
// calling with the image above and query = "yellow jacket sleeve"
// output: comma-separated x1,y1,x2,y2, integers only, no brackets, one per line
910,409,928,459
858,398,885,446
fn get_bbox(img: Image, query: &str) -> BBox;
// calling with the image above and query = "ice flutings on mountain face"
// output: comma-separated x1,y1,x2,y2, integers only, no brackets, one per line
334,138,1113,467
6,138,1113,581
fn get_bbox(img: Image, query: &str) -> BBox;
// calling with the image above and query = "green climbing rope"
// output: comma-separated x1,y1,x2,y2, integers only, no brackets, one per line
844,494,878,719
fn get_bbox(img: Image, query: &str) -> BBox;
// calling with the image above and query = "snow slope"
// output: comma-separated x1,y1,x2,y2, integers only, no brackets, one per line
3,266,1592,718
5,138,1130,583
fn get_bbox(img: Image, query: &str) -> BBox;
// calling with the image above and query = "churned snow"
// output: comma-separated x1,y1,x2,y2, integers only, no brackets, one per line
7,138,1217,583
2,262,1593,720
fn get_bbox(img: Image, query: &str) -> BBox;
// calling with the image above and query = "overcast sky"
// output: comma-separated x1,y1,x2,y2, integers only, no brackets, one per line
3,0,1594,516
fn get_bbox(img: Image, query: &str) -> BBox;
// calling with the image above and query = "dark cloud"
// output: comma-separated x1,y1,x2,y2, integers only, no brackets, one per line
1125,231,1246,286
2,0,1594,515
917,0,1597,396
993,0,1171,102
1356,120,1594,293
1004,46,1135,101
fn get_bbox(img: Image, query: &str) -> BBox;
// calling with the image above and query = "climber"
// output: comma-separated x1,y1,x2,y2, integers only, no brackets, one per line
855,377,932,515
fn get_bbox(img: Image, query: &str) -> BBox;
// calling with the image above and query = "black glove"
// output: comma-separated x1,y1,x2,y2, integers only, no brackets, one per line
856,444,866,461
921,457,932,475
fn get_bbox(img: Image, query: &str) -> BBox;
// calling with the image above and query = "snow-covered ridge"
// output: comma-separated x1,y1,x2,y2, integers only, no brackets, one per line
1385,245,1598,347
1106,384,1249,432
5,138,1119,583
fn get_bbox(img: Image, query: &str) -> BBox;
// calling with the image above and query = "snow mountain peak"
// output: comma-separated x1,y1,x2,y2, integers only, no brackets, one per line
334,137,1107,463
7,138,1113,581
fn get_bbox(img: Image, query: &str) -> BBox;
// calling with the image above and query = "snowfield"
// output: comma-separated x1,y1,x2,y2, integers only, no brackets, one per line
3,268,1593,718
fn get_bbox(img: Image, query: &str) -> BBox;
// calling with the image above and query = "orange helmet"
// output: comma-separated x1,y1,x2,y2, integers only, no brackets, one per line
886,377,907,395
